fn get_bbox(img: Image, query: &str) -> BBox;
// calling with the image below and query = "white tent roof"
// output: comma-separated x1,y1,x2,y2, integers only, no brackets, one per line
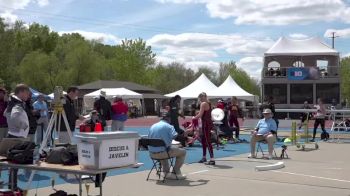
208,76,256,102
83,88,143,112
165,74,218,99
48,91,67,99
84,88,142,99
265,37,339,56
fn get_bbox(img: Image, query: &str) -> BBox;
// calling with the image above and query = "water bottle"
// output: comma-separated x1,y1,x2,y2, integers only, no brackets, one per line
33,145,40,164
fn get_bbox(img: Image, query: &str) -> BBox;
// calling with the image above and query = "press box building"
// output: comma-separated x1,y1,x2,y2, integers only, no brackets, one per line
261,37,340,118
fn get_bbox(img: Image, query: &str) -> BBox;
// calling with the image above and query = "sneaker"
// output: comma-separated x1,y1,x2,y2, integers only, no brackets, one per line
175,173,186,180
248,153,256,159
310,139,315,142
198,158,207,163
165,173,177,180
205,160,215,165
267,155,273,160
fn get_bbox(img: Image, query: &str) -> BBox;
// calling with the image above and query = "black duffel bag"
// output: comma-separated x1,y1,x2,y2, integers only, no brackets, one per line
7,141,36,164
46,144,78,165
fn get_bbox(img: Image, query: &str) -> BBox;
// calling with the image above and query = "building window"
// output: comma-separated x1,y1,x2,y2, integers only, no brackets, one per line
267,61,282,76
293,61,304,67
316,84,340,104
290,84,313,104
317,60,328,77
264,84,287,104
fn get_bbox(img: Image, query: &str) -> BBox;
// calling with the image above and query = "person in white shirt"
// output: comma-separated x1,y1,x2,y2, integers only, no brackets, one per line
3,84,30,190
4,84,30,138
311,98,327,142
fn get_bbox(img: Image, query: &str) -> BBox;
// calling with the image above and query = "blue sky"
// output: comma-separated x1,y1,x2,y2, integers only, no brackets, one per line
1,0,350,79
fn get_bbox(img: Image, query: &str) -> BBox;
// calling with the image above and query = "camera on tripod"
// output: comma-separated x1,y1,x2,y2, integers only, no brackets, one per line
53,86,66,106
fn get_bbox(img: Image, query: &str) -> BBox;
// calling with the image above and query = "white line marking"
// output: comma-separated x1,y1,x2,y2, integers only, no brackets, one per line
271,171,350,183
188,170,209,175
324,168,343,170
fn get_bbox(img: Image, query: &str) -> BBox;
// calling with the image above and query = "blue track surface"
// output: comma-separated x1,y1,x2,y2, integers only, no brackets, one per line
0,127,306,189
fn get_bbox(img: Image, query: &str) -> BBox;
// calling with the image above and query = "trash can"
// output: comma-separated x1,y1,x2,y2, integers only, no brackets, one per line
75,131,139,169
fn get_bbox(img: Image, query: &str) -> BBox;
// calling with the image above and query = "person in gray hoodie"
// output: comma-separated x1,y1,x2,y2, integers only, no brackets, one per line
4,84,30,139
3,84,30,190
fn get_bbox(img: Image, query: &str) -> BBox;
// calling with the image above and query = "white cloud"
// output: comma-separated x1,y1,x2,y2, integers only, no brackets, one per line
341,52,350,58
149,33,274,61
0,0,31,10
0,11,19,24
289,33,309,39
149,32,273,79
237,57,263,79
58,30,120,44
155,0,350,25
324,28,350,38
185,60,220,71
155,55,219,71
0,0,50,24
36,0,49,7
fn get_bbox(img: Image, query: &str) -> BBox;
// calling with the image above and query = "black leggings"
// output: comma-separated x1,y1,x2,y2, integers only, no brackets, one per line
313,118,326,139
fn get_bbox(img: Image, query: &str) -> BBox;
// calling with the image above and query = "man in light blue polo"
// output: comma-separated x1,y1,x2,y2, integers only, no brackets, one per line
148,112,186,180
249,108,277,159
33,94,49,145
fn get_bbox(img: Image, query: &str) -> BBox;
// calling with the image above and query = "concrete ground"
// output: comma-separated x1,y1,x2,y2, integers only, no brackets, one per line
29,141,350,196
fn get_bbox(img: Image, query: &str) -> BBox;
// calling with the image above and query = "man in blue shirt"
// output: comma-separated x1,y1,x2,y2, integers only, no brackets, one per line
33,94,49,145
249,109,277,159
148,112,186,180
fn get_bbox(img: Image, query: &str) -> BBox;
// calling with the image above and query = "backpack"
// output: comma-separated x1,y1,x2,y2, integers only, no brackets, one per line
7,141,36,164
321,131,329,140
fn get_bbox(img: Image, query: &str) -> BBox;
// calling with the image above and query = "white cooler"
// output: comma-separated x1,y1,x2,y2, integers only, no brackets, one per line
75,131,140,170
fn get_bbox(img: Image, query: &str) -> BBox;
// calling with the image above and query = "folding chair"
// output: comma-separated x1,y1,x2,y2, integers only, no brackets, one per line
139,138,178,182
256,140,277,158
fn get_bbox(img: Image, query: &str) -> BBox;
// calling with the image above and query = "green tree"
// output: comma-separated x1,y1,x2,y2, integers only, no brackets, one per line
147,62,195,93
112,38,156,84
218,61,260,96
19,51,61,93
195,66,217,84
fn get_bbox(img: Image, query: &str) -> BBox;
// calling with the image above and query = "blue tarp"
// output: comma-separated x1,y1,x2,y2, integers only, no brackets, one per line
29,88,50,100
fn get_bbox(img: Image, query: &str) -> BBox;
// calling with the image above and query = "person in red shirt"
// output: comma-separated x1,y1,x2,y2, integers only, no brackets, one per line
111,96,128,131
229,96,243,140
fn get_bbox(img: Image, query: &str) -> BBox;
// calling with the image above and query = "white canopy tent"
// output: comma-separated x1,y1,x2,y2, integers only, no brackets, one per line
83,88,143,112
165,74,219,99
48,91,67,100
208,75,257,102
265,37,339,56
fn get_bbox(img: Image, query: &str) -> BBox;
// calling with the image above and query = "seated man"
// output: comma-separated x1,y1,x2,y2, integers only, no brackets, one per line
249,109,277,159
148,112,187,180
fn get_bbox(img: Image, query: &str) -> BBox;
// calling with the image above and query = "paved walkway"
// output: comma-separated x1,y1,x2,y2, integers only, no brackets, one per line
29,142,350,196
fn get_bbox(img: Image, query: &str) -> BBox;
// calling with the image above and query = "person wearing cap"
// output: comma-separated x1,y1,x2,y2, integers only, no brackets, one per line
249,108,277,159
94,91,112,131
85,110,104,131
33,94,49,144
148,112,187,180
111,96,128,131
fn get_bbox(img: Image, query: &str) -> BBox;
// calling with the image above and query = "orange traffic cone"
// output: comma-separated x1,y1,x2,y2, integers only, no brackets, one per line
94,122,102,132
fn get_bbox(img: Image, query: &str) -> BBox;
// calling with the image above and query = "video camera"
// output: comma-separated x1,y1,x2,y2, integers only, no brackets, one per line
53,86,66,106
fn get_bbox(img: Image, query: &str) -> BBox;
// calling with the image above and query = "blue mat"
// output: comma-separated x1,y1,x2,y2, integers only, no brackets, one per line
1,127,284,190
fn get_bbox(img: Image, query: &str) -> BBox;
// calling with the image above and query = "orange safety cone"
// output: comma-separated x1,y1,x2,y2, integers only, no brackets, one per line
94,122,102,132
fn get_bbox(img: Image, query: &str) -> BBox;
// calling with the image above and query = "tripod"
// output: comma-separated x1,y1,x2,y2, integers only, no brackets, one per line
25,103,74,191
39,104,73,152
